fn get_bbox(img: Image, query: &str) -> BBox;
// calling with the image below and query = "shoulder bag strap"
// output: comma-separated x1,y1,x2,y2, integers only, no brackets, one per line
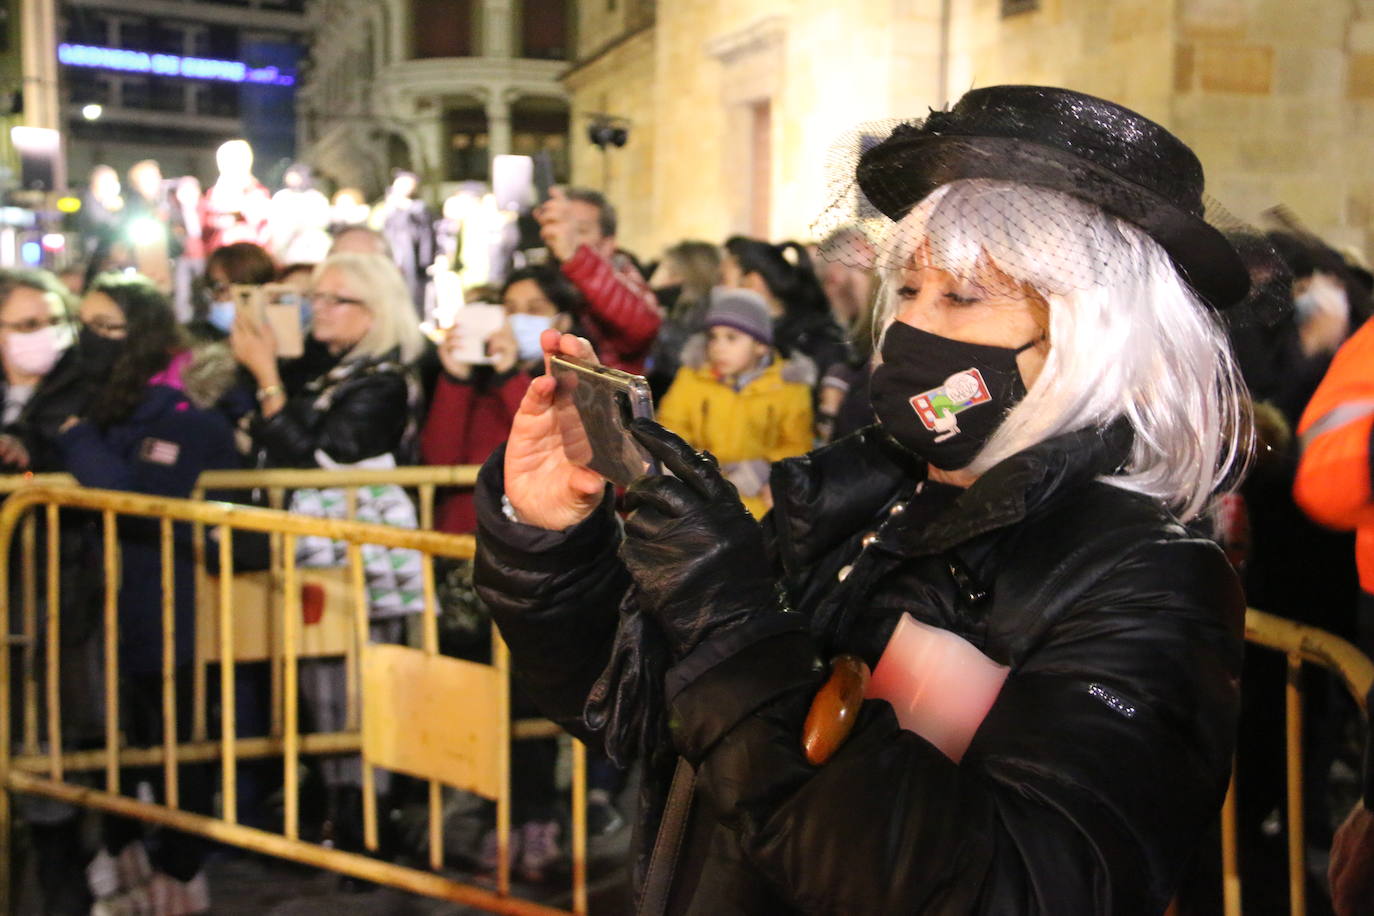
637,756,696,916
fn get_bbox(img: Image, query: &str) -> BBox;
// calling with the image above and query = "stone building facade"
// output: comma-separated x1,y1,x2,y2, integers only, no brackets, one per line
565,0,1374,261
299,0,572,197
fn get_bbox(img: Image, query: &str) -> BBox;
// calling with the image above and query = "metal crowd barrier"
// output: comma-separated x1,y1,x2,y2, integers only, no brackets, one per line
0,483,588,916
2,471,1371,915
1222,608,1374,916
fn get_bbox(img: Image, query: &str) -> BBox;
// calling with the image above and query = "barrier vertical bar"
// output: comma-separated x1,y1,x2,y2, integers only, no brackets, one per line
219,526,237,824
422,554,442,871
282,532,300,840
1220,762,1240,916
268,487,285,738
161,517,179,809
103,510,120,794
0,508,13,914
572,738,587,915
1285,653,1306,916
45,504,62,782
348,541,378,852
344,488,360,733
190,489,207,742
496,632,511,896
22,513,38,755
418,483,435,532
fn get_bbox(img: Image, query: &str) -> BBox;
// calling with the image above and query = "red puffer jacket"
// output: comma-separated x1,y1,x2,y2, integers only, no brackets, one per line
420,369,532,534
560,245,663,374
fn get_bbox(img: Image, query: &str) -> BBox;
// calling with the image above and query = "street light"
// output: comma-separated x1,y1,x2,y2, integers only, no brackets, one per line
81,103,103,120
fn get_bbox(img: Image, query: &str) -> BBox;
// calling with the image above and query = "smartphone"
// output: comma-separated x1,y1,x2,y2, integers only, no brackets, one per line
428,303,506,363
549,354,658,488
262,283,305,358
492,154,535,212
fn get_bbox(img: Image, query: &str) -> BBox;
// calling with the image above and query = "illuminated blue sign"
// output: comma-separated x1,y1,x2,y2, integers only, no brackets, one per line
56,43,295,86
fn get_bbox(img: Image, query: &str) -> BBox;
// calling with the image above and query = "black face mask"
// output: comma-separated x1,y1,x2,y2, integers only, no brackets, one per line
78,325,127,379
870,321,1038,471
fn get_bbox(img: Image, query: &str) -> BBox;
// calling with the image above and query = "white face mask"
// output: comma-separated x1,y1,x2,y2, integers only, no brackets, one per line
4,324,70,379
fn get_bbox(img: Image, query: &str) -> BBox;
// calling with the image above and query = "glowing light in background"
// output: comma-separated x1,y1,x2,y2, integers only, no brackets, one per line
20,242,41,265
81,103,103,120
127,218,166,247
56,43,296,86
56,197,82,214
40,234,66,252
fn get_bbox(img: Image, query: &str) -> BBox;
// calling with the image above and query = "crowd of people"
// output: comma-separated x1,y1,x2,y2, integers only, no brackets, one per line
4,100,1374,913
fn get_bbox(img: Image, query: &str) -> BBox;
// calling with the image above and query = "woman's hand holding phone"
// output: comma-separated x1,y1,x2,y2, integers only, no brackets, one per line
504,329,606,530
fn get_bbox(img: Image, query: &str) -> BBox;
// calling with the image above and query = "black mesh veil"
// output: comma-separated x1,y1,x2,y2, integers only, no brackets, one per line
811,113,1292,330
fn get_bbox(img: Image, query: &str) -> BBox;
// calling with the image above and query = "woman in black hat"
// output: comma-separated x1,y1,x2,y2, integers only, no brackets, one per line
475,86,1257,913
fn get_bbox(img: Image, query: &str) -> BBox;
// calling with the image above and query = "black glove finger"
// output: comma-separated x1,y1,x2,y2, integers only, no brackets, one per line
629,418,734,503
622,473,698,521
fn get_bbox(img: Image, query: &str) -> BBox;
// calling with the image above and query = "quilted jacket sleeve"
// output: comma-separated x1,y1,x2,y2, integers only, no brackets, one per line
666,535,1243,915
472,445,628,741
560,245,662,363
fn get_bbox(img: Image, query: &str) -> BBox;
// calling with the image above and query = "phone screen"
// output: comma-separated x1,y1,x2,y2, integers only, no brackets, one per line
550,356,657,488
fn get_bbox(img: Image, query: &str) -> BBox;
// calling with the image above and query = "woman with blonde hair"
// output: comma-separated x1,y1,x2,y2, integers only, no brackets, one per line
231,251,426,860
231,250,423,468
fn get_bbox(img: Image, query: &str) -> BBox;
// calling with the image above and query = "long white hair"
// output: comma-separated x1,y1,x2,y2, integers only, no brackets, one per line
873,179,1251,522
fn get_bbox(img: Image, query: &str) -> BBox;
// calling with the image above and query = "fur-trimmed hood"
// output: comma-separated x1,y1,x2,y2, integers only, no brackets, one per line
178,342,242,410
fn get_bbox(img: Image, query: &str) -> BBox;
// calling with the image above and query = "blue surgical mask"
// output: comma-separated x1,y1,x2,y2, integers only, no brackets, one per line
508,313,555,361
208,300,235,333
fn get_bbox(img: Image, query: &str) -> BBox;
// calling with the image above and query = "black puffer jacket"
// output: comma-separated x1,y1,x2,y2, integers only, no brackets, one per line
247,348,421,467
474,424,1243,914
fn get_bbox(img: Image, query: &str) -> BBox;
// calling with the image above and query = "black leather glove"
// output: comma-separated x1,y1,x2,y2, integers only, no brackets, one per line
620,419,785,661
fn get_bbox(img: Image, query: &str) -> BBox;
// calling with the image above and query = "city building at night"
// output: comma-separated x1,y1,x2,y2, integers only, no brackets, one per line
298,0,571,197
566,0,1374,262
55,0,307,185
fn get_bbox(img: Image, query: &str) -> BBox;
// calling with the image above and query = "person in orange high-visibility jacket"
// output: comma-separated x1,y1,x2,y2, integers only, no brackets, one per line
1294,318,1374,916
1294,315,1374,650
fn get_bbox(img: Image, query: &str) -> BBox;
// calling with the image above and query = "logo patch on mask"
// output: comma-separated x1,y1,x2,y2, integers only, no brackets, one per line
908,369,992,441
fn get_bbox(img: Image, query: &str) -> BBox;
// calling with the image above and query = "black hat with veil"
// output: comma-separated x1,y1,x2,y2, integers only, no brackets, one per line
812,85,1289,326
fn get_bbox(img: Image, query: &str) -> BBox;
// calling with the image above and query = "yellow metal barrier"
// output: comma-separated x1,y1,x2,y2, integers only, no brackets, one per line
1223,608,1374,916
0,485,588,915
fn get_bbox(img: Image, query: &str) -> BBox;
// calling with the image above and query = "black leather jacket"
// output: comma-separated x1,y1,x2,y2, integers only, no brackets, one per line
474,424,1243,914
248,349,419,468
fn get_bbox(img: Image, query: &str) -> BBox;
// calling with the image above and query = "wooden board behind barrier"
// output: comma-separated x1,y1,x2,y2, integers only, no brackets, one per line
197,568,355,663
362,644,502,799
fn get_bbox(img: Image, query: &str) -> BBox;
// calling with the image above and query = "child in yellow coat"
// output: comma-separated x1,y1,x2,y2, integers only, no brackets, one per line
657,288,814,516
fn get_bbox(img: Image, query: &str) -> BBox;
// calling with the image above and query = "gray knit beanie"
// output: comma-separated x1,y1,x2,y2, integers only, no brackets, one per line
704,287,773,345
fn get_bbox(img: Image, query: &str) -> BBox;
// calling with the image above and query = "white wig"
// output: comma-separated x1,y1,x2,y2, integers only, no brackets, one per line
873,179,1251,522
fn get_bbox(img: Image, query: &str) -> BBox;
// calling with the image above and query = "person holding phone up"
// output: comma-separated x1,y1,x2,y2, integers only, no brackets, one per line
421,265,584,535
474,87,1267,913
535,187,661,374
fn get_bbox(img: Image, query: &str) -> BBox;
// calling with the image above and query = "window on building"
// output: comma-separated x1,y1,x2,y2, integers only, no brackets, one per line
118,19,149,50
205,25,238,58
147,21,184,55
64,70,109,108
511,99,570,183
203,83,240,118
520,0,568,60
120,77,150,110
413,0,474,58
1001,0,1039,15
64,11,110,45
149,77,185,112
446,106,490,181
